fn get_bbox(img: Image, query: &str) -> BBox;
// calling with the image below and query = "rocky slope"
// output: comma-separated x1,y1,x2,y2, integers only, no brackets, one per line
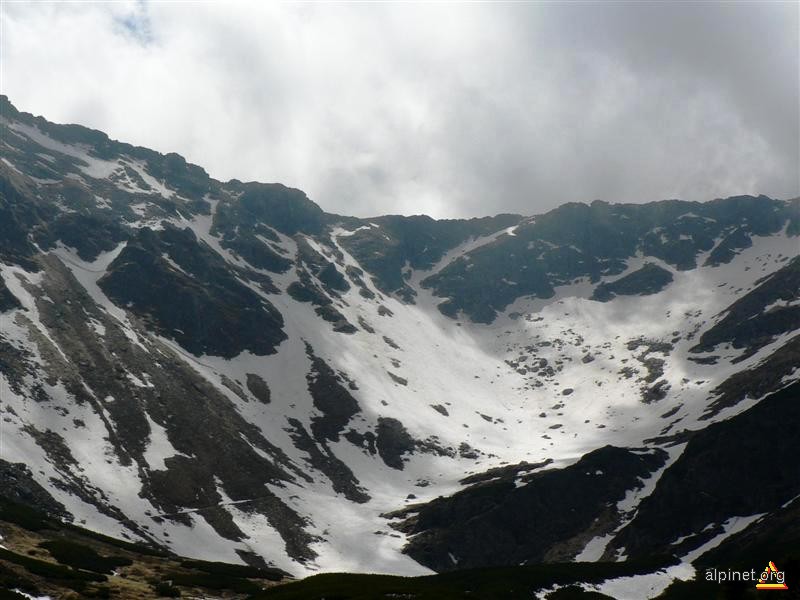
1,96,798,594
0,490,288,599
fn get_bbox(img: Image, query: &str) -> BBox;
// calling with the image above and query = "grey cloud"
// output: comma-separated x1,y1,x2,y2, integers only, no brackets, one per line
3,2,797,218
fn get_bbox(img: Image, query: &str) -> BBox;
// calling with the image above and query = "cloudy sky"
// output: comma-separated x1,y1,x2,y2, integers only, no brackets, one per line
2,1,798,218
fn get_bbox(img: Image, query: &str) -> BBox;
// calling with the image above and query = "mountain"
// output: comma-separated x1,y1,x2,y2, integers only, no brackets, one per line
0,493,289,599
1,96,799,597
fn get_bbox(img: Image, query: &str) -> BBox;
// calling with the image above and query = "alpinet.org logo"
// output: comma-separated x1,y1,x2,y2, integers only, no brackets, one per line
756,561,789,591
705,561,789,590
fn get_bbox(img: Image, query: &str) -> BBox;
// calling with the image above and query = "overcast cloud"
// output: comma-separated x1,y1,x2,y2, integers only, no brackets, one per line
2,1,798,218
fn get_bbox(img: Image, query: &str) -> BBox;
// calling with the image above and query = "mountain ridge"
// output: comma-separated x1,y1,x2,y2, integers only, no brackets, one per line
1,96,799,597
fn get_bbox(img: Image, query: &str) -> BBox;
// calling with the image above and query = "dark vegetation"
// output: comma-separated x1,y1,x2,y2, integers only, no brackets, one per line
249,557,675,599
0,495,290,598
38,539,132,574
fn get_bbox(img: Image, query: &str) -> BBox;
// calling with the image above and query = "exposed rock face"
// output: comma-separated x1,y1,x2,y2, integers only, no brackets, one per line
42,212,128,262
1,95,799,578
375,418,417,470
703,226,753,267
286,417,370,505
690,256,800,359
288,239,358,333
0,277,20,312
700,334,800,420
99,225,286,358
591,263,673,301
697,496,800,569
305,343,361,443
4,253,315,561
390,446,667,571
0,460,69,520
217,181,326,236
421,198,798,322
246,373,272,404
339,214,522,301
606,382,800,561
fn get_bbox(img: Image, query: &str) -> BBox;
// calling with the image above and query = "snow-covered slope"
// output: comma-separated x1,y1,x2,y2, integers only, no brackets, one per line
1,96,798,586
